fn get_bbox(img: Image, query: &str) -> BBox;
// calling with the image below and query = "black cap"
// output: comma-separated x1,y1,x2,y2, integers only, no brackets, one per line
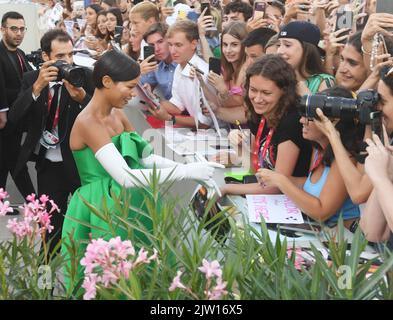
278,21,321,47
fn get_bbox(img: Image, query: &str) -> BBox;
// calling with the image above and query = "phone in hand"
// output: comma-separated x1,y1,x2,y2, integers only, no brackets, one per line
370,111,385,145
143,45,156,62
376,0,393,32
253,1,266,19
209,57,221,75
200,2,211,16
335,8,354,44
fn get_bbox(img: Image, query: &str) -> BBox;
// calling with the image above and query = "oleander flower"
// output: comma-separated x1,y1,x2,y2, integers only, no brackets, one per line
80,236,158,300
169,271,186,292
198,259,222,279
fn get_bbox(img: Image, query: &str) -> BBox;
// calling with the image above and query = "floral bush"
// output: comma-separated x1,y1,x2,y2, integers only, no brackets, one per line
0,173,393,300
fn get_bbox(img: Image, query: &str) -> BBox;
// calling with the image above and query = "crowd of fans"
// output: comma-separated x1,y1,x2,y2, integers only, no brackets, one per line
1,0,393,253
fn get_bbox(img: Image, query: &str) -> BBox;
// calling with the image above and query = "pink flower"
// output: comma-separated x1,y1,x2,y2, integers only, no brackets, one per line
207,277,228,300
0,188,9,201
82,274,98,300
134,248,148,265
0,200,13,216
39,194,49,204
49,200,60,214
198,259,222,279
26,194,36,202
169,271,186,292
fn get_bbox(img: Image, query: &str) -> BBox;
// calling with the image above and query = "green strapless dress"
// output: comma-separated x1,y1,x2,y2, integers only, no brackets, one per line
60,132,154,291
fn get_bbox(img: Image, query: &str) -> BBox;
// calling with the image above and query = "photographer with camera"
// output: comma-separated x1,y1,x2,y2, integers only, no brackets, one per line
0,11,35,202
256,86,362,230
8,29,94,252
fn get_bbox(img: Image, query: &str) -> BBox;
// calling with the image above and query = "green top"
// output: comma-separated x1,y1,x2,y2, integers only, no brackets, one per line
72,131,153,186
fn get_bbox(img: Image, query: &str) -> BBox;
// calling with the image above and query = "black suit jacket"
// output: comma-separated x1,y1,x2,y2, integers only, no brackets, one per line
0,40,32,110
9,67,94,189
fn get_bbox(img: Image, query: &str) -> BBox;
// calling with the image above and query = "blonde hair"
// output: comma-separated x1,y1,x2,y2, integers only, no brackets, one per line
130,2,159,22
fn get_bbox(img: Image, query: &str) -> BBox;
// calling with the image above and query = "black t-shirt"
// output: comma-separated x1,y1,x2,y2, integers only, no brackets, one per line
248,109,311,177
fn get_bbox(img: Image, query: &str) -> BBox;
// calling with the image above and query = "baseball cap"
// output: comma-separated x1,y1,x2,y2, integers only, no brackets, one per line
278,21,323,52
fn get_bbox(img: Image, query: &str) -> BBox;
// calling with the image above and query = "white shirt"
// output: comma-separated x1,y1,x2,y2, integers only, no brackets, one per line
169,53,212,126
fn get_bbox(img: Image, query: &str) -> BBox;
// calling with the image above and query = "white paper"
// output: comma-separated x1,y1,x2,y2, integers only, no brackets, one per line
73,54,96,69
246,195,304,224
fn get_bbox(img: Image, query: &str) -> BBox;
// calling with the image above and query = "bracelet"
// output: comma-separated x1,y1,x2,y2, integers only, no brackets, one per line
361,45,372,56
171,115,176,124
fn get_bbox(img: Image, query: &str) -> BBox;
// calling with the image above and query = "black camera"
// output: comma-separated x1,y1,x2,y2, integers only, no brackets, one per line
52,60,85,87
298,89,379,125
26,49,44,69
299,89,384,144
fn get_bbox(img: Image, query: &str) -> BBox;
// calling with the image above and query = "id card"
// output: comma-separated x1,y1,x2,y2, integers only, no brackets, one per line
40,130,59,149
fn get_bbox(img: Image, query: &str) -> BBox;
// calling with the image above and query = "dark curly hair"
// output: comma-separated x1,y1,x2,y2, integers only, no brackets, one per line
244,54,299,129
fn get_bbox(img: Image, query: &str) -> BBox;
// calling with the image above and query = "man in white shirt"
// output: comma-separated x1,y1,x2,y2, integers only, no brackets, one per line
148,20,213,128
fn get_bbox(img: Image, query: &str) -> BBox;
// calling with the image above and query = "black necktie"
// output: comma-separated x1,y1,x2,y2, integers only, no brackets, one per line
45,84,61,131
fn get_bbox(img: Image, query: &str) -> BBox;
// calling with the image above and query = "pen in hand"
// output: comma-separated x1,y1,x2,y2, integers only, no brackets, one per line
235,120,250,146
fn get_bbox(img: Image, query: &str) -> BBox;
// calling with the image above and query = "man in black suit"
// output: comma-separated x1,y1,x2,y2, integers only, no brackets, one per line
9,29,94,251
0,11,35,199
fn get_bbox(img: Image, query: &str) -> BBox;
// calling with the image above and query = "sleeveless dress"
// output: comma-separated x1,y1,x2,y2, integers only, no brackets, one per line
60,131,154,289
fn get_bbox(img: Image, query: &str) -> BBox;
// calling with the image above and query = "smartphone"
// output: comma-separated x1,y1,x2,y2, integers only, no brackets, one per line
209,57,221,75
253,1,266,19
370,111,385,145
335,8,354,44
376,0,393,14
376,0,393,32
143,45,156,62
200,2,211,16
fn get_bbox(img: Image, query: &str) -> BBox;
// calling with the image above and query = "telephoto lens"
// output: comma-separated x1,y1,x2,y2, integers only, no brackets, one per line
52,60,85,87
298,89,379,124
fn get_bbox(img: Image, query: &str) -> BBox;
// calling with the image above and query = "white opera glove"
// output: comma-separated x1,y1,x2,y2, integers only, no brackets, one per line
95,143,223,188
139,154,179,168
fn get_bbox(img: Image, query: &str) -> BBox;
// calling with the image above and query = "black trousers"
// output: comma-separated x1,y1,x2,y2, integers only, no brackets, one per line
0,130,36,198
37,159,78,253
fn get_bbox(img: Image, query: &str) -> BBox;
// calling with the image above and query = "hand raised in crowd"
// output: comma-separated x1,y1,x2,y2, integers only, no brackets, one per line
140,54,158,75
198,7,214,38
325,28,351,57
63,79,86,104
362,13,393,43
246,16,270,32
325,0,340,15
207,71,227,95
365,132,393,184
32,60,59,97
284,0,312,21
84,36,99,51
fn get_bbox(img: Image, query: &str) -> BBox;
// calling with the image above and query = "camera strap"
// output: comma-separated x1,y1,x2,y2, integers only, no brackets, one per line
252,116,274,172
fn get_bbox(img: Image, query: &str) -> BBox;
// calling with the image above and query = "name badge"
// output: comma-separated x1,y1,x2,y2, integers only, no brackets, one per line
40,130,59,149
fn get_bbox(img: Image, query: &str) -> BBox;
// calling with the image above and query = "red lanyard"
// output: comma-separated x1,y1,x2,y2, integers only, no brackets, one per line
16,51,24,75
309,148,323,174
47,87,60,129
252,116,274,172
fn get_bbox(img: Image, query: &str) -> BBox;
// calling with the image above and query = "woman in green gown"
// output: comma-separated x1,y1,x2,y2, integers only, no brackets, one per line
60,50,221,292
